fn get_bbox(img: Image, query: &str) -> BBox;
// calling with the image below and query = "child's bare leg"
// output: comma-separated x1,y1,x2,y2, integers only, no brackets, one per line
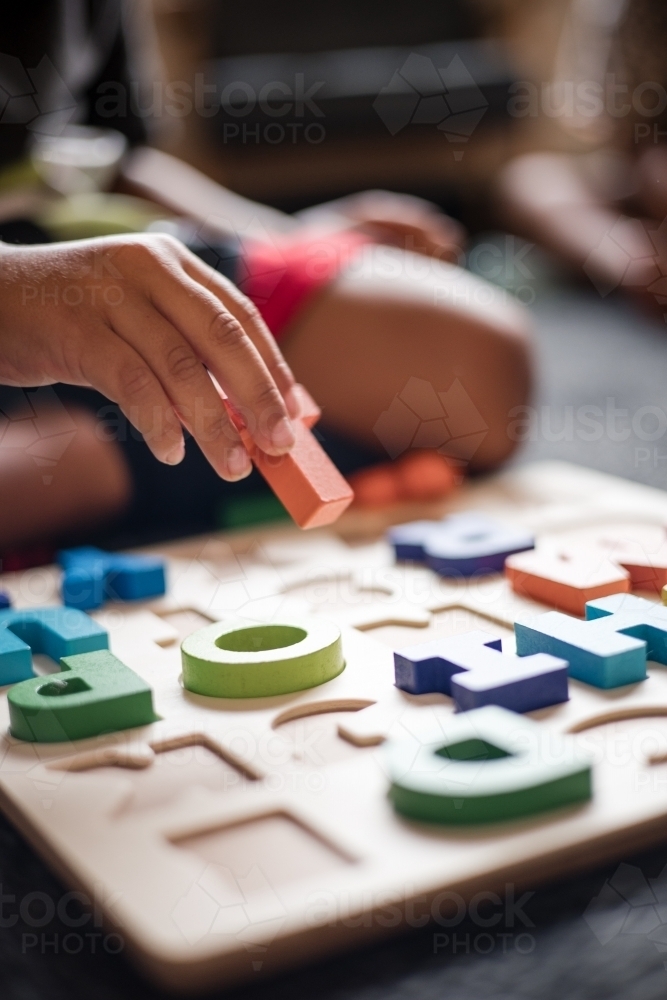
636,146,667,220
498,153,658,295
281,246,533,471
0,407,131,549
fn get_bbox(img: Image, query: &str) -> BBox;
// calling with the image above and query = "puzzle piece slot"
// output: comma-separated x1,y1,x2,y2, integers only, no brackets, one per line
346,604,431,631
271,699,375,728
155,609,217,642
337,694,456,748
272,704,377,768
46,732,259,810
170,811,353,891
281,576,385,604
563,711,667,768
566,707,667,734
281,572,432,631
367,606,513,652
150,733,262,781
48,745,156,771
118,747,249,816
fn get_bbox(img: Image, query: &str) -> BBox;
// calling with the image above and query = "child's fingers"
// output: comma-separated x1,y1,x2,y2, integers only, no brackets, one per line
132,244,295,456
108,295,252,481
179,250,303,420
78,324,186,466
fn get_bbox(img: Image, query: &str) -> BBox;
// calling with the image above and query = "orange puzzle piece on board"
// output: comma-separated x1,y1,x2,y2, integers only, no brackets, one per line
225,385,353,529
505,548,630,617
506,523,667,616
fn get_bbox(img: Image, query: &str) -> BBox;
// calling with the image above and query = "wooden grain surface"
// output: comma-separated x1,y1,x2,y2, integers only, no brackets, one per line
3,461,667,995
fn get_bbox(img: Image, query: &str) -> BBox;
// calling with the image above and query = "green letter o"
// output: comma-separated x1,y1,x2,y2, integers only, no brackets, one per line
181,617,345,698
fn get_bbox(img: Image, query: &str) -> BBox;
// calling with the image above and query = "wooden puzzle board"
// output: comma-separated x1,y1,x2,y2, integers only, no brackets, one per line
4,461,667,990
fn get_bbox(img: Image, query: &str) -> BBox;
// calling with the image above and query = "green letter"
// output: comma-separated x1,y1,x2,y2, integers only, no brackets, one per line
8,650,157,743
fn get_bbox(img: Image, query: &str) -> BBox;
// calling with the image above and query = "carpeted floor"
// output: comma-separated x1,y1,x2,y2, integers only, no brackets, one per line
515,287,667,491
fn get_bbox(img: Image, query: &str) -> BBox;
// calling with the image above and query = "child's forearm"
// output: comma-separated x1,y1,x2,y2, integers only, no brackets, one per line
119,146,298,238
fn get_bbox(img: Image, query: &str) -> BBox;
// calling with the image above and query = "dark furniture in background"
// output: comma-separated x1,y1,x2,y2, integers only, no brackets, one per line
196,0,518,213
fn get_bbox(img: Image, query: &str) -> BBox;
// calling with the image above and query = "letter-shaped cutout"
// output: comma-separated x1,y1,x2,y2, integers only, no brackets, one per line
388,513,534,576
386,705,592,824
181,617,344,698
394,630,568,713
0,607,109,686
514,593,667,689
58,546,166,611
507,524,667,615
8,650,157,742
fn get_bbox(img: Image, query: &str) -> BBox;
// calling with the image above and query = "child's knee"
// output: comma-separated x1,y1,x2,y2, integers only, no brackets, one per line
57,409,132,519
477,322,533,468
0,406,132,547
430,293,534,471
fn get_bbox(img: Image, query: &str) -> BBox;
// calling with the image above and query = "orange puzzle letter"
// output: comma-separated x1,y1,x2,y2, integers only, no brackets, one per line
226,385,353,529
506,523,667,615
505,548,630,617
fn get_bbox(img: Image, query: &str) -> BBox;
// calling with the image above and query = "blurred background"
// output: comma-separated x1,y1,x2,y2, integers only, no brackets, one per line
151,0,573,221
5,0,667,554
148,0,667,498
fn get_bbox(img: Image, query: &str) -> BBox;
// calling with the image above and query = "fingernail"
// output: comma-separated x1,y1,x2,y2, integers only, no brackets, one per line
271,416,296,450
228,445,252,479
165,440,185,465
284,385,302,419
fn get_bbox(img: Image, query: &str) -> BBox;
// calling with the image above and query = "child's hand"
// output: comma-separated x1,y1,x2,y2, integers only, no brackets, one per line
342,190,466,263
0,233,301,480
297,190,466,262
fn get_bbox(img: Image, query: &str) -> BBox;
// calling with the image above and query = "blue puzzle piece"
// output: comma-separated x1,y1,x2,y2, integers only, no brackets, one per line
424,514,535,576
0,607,108,686
387,513,534,576
0,629,34,687
394,630,568,713
387,521,443,562
585,592,664,622
395,631,502,694
514,592,667,689
58,546,166,610
0,592,11,609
